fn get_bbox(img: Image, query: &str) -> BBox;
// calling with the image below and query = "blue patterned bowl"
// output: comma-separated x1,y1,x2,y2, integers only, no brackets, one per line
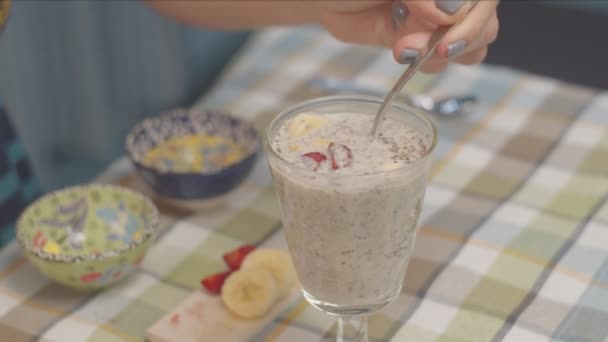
125,109,259,200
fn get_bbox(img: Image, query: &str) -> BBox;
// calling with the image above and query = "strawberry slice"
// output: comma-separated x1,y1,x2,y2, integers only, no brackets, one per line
223,245,256,270
301,152,328,171
33,231,47,249
80,272,102,283
170,313,181,327
328,143,353,170
201,270,232,294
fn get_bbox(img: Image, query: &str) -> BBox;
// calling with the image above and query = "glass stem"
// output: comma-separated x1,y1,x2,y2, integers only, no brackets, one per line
337,315,368,342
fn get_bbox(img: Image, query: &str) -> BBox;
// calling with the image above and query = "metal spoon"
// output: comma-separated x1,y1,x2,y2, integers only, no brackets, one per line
371,0,480,138
308,76,476,118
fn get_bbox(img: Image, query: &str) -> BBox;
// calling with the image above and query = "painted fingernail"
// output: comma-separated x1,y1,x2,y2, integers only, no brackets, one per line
435,0,465,14
391,1,408,30
447,40,466,58
399,48,419,64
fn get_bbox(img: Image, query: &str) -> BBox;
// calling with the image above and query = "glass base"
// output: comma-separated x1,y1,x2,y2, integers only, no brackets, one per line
302,288,400,316
320,316,369,342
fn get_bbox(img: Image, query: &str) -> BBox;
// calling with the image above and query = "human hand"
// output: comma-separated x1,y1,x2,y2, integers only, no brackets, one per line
316,0,500,73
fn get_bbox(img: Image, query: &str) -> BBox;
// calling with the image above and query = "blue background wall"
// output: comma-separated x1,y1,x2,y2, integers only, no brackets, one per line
0,1,250,190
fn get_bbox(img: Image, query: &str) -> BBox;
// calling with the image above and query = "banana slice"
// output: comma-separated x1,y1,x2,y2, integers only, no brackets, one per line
241,249,296,297
287,113,329,138
221,268,278,319
383,160,402,171
313,138,330,147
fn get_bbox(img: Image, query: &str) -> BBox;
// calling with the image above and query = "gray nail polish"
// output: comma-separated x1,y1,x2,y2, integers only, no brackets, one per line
391,2,408,30
399,48,419,64
447,40,466,58
435,0,465,14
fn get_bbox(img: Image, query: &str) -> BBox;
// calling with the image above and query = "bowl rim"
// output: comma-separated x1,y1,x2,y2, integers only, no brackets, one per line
16,184,160,264
124,108,260,176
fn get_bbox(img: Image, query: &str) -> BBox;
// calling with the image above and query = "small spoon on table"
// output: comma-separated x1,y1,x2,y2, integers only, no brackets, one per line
308,76,477,118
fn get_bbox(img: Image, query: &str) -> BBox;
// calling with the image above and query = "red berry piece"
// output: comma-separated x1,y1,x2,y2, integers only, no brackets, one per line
301,152,328,171
223,245,256,270
80,272,102,283
328,143,353,170
201,270,232,294
170,313,181,327
33,231,47,249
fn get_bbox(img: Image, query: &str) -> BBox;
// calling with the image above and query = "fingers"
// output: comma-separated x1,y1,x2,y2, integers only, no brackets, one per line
321,0,440,48
435,0,499,58
392,0,498,65
452,46,488,64
319,0,499,70
420,46,488,73
420,62,448,74
404,0,473,26
437,12,497,61
391,31,433,64
391,1,437,34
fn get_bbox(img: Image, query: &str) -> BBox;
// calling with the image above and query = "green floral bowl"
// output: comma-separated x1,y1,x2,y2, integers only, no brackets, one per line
16,184,159,291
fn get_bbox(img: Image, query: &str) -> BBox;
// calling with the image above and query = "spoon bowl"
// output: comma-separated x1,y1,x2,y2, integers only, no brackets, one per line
308,76,476,118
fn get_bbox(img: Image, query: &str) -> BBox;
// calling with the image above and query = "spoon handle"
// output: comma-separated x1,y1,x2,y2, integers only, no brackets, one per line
371,0,479,138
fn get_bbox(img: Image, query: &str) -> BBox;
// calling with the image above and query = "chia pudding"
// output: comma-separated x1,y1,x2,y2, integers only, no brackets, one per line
268,110,432,312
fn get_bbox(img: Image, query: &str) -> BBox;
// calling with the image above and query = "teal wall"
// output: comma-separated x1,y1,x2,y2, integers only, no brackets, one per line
0,1,250,190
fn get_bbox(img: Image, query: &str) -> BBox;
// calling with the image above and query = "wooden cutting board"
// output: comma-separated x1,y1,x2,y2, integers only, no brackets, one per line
147,288,302,342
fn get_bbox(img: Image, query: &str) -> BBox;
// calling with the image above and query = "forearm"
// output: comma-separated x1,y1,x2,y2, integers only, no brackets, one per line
145,0,320,30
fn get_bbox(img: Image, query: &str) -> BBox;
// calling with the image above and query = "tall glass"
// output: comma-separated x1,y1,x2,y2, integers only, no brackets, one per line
265,96,437,341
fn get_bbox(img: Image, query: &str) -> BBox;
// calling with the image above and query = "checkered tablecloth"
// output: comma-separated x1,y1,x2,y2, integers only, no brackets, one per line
1,27,607,342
